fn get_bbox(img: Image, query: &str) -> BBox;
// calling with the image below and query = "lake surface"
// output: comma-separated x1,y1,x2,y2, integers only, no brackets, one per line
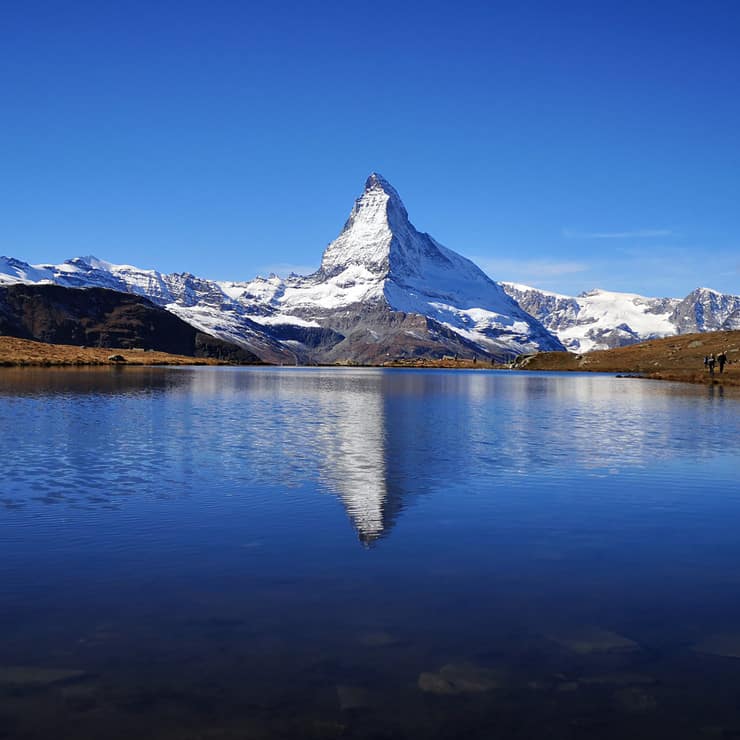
1,366,740,739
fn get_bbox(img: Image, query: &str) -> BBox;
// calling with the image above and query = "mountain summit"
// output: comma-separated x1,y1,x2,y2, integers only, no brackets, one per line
263,173,566,360
319,172,409,278
1,166,738,361
0,174,567,362
42,173,740,361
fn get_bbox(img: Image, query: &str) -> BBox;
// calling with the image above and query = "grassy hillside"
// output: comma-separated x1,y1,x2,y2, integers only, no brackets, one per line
0,336,228,367
514,330,740,385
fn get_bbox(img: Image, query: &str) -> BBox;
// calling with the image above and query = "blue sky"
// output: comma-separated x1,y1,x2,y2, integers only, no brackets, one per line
2,0,739,296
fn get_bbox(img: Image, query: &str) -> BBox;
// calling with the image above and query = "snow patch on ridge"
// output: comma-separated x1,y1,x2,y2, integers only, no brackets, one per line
502,283,680,352
281,264,386,312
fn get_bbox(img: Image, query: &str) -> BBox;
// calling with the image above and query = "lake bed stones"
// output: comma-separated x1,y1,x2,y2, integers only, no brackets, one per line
418,662,504,695
547,626,639,655
0,666,88,687
693,633,740,659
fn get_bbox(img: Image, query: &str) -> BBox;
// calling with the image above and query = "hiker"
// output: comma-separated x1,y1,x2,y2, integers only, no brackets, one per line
708,353,716,376
703,355,709,368
718,351,727,374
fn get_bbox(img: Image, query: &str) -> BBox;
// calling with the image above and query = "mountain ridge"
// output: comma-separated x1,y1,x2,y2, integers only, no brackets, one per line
501,282,740,352
1,174,737,361
0,283,261,362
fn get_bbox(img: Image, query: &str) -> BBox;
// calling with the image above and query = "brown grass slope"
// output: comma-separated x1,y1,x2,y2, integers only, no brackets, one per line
0,336,230,367
515,330,740,385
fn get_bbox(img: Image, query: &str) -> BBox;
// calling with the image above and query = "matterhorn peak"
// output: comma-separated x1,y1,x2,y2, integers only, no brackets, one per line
357,171,408,219
318,173,415,278
364,171,401,197
364,171,387,188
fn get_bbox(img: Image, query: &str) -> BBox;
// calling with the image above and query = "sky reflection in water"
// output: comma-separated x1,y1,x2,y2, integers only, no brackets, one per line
1,367,740,739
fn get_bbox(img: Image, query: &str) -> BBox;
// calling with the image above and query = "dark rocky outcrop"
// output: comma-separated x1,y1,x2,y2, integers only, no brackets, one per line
0,284,262,363
266,324,345,354
193,332,263,363
318,309,498,364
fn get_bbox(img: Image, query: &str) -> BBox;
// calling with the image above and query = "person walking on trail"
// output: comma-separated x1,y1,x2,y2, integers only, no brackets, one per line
718,351,727,374
708,353,716,376
704,355,709,368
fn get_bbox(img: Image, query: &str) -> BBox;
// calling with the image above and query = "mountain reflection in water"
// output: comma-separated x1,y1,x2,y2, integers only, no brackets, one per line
2,367,740,740
1,367,738,545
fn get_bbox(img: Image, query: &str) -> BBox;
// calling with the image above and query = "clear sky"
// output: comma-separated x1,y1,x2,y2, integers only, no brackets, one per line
2,0,739,297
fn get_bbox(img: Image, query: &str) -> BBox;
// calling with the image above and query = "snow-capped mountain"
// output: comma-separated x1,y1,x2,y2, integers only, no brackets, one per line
2,173,737,361
0,174,562,362
245,173,563,360
0,255,295,363
501,282,740,352
669,288,740,334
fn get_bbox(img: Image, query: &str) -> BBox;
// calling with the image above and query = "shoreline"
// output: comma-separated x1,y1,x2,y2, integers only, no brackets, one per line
382,362,740,387
2,333,739,388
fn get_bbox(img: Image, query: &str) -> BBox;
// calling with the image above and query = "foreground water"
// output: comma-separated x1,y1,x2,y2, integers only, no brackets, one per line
1,367,740,739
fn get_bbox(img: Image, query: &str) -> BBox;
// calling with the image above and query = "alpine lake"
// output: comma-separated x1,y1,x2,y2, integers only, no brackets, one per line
1,365,740,740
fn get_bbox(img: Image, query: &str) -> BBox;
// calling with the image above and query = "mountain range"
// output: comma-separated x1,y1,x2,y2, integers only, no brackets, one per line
1,173,738,361
502,284,740,353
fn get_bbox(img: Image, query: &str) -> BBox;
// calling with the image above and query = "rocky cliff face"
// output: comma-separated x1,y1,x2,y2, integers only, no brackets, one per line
0,284,261,363
722,308,740,331
669,288,740,333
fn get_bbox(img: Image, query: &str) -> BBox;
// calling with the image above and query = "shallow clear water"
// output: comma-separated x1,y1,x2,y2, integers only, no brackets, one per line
1,366,740,739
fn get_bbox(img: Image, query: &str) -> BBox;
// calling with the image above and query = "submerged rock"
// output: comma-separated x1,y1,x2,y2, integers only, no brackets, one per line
579,672,656,687
612,686,657,713
419,671,455,695
547,626,639,655
699,726,725,736
60,683,99,712
307,720,346,738
693,633,740,659
336,684,375,711
0,666,87,686
60,683,98,698
358,631,401,648
418,662,503,695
